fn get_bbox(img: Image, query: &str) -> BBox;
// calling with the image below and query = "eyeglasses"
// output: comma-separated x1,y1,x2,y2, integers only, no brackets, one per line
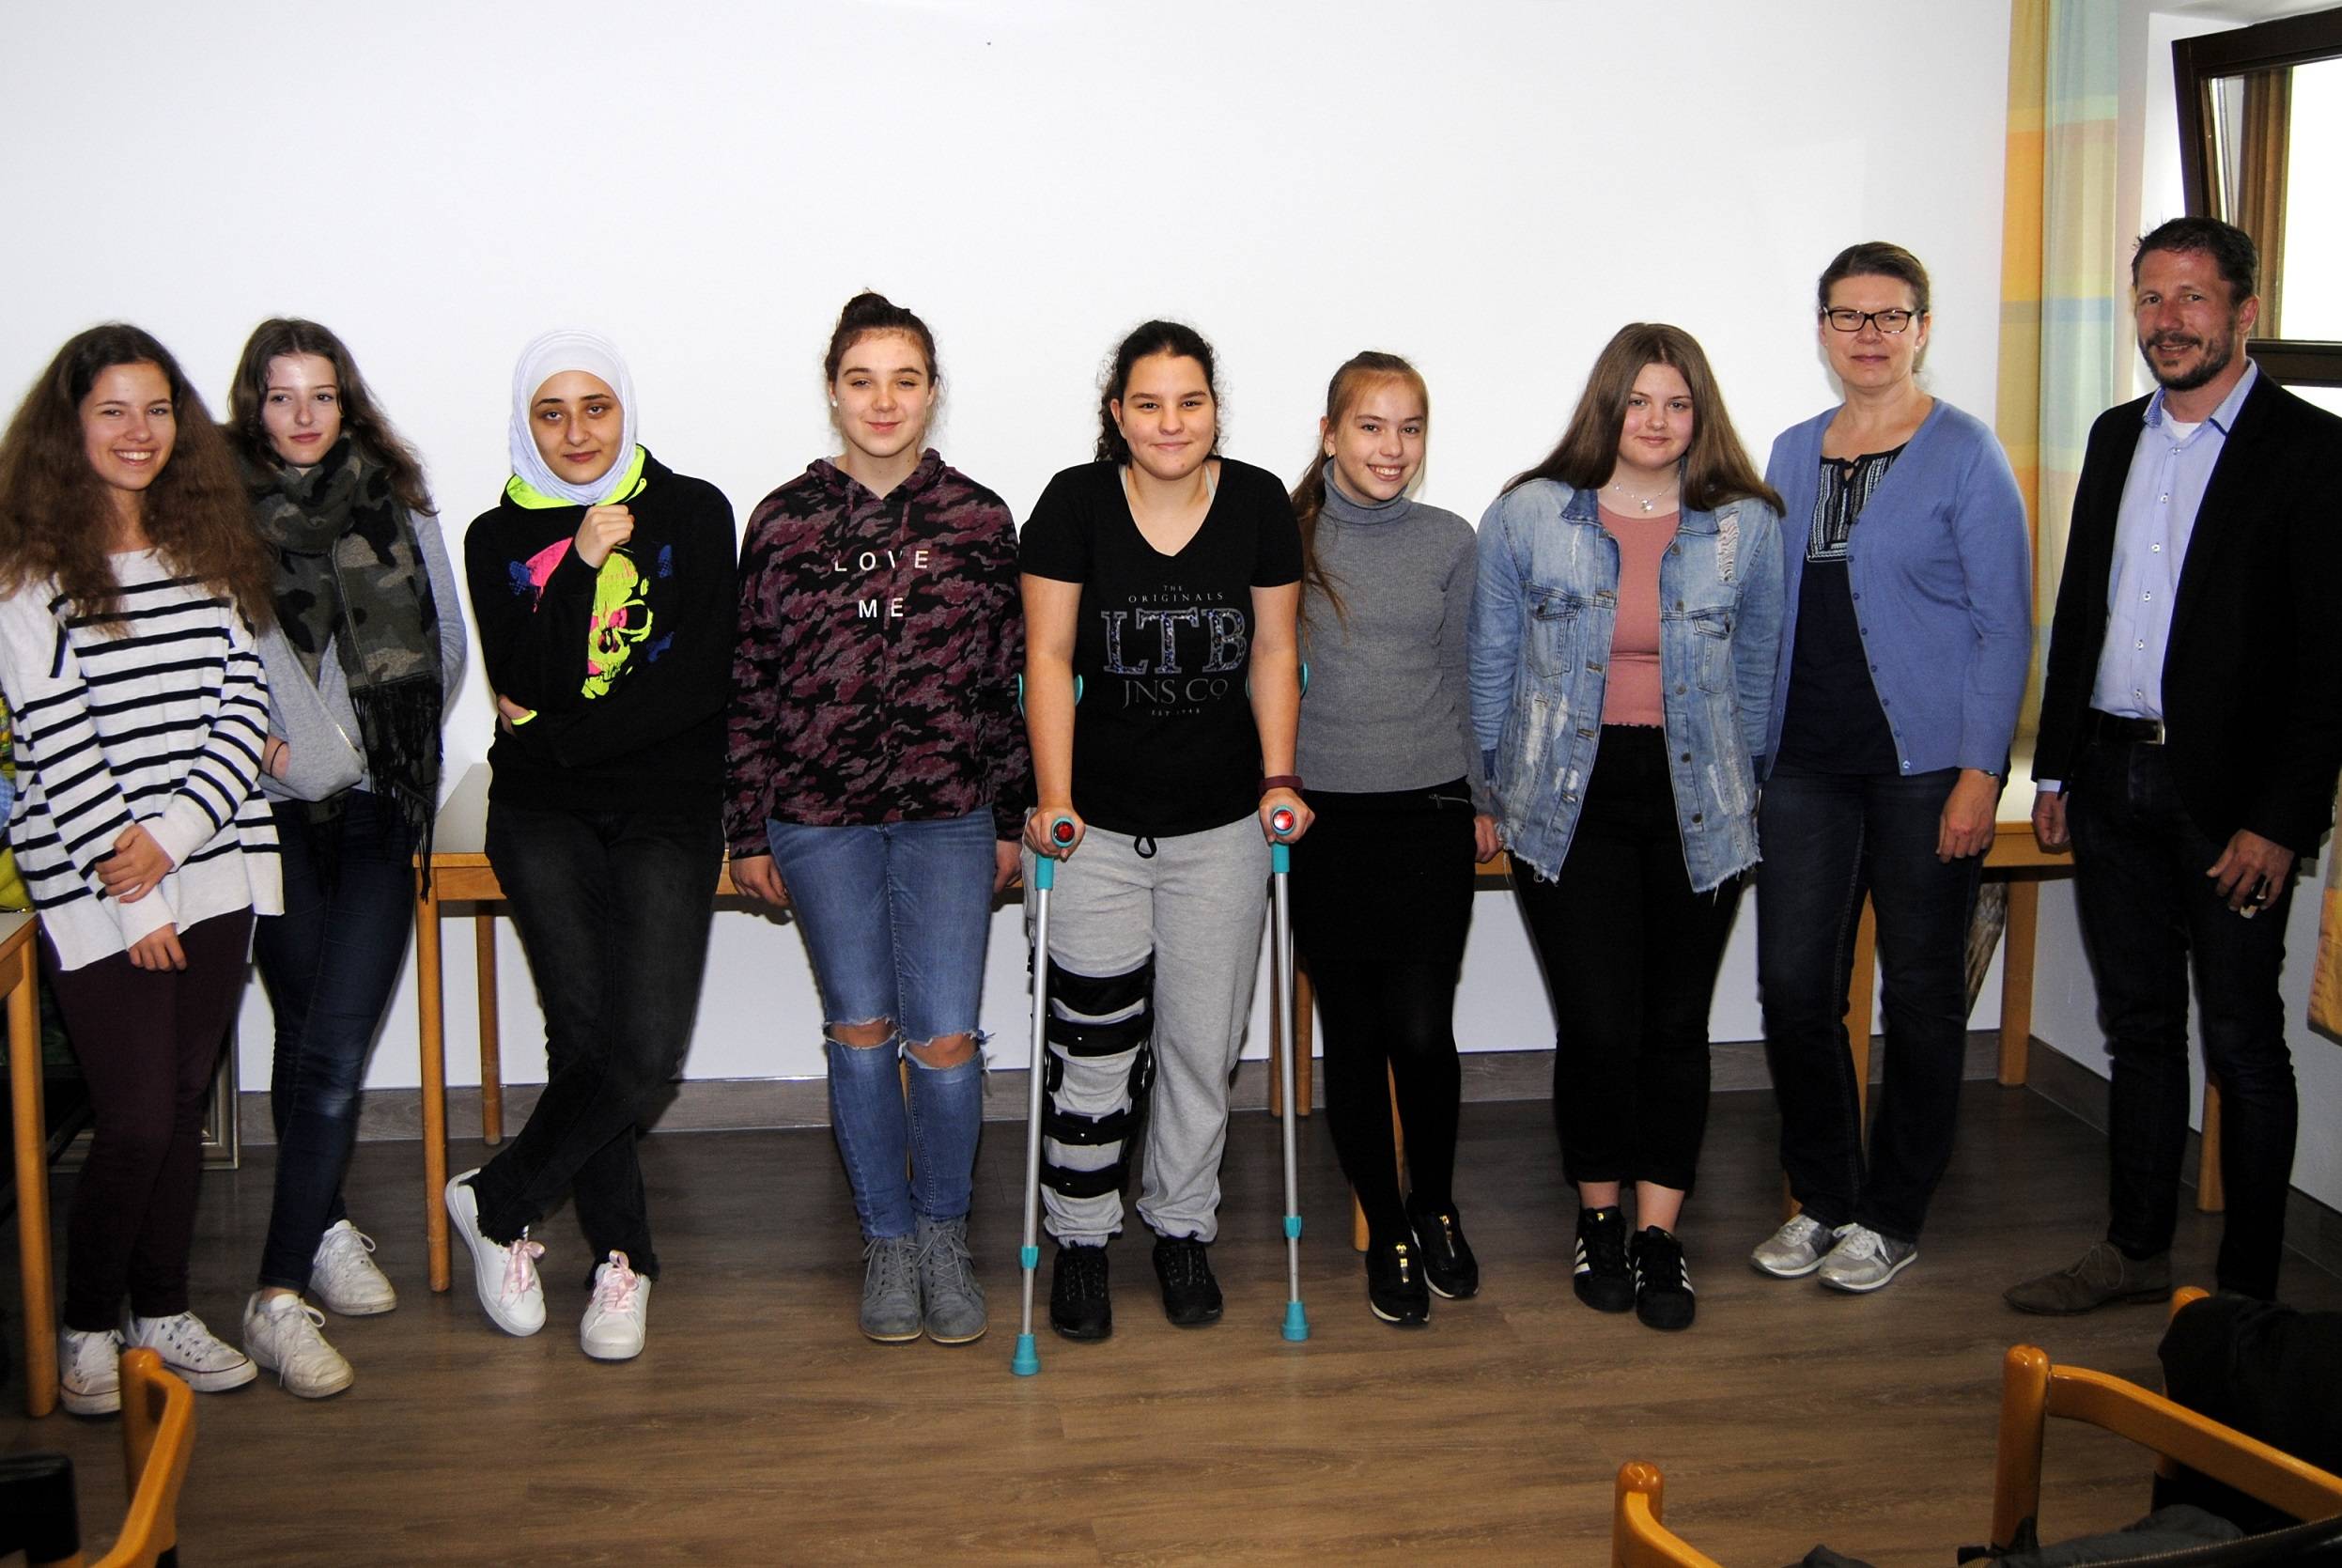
1822,308,1918,334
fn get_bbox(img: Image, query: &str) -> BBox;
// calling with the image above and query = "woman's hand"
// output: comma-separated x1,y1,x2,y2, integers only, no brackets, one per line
1260,787,1313,845
1473,812,1504,863
573,504,635,570
1936,768,2002,862
994,839,1021,894
494,692,533,735
1026,803,1085,859
129,923,186,971
729,853,789,909
262,736,291,780
98,823,174,904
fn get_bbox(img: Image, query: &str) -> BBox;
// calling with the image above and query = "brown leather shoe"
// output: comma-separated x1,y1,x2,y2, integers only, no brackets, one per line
2004,1241,2173,1314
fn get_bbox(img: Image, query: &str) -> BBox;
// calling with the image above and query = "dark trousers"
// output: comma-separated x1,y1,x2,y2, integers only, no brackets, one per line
472,800,721,1281
1757,765,1979,1242
2068,738,2297,1298
47,910,256,1330
1516,727,1745,1196
252,790,417,1292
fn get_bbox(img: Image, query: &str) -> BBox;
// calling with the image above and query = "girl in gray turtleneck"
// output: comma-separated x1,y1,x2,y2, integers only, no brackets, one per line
1287,351,1495,1328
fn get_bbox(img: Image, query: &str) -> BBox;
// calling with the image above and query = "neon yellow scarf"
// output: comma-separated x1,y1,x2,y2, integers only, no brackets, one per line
504,444,648,510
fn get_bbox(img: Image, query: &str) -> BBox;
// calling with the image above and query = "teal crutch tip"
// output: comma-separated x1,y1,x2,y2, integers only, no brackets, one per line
1283,1214,1302,1240
1281,1303,1311,1342
1012,1334,1041,1375
1019,1244,1039,1269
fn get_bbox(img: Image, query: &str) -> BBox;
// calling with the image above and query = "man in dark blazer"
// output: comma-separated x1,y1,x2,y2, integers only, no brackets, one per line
2009,216,2342,1312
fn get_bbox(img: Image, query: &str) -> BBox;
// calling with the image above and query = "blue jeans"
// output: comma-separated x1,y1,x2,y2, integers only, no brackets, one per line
252,790,418,1293
2068,738,2297,1297
765,810,996,1239
1756,766,1980,1242
473,800,722,1279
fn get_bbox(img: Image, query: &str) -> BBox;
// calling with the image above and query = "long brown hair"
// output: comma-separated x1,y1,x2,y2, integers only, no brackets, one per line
0,323,273,629
1289,350,1429,632
1505,322,1782,515
227,318,433,514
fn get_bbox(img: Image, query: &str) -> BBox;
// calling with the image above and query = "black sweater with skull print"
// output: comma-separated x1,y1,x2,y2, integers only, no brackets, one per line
463,449,737,815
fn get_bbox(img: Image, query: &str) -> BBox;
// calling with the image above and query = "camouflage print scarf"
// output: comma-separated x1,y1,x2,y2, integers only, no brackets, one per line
244,435,443,856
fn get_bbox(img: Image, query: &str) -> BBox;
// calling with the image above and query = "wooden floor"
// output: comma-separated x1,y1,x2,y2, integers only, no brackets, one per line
6,1082,2338,1565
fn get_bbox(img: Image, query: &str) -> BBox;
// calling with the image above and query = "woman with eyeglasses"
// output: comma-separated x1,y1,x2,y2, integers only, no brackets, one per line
1746,241,2030,1296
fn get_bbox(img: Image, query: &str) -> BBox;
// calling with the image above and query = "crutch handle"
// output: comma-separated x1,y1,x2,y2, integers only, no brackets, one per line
1268,806,1297,838
1050,815,1078,846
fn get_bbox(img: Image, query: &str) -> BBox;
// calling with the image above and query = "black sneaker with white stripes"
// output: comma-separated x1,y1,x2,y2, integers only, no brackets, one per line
1632,1225,1695,1331
1573,1205,1634,1313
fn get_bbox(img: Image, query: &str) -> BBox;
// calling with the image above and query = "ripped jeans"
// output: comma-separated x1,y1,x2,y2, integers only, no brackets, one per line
766,809,999,1238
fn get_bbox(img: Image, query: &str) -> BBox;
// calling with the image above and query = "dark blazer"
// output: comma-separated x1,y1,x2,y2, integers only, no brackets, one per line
2036,371,2342,858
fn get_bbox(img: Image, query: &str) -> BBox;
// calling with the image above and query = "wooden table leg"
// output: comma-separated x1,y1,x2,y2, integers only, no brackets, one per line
415,880,451,1292
1848,894,1877,1120
2197,1078,2224,1212
1293,958,1312,1118
474,911,503,1146
8,945,56,1417
1352,1063,1407,1252
1998,878,2038,1086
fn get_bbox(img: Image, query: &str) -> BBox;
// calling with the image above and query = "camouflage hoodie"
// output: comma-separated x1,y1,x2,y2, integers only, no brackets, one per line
722,450,1031,857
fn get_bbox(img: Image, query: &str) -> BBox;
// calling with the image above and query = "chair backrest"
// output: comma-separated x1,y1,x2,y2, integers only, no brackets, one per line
1611,1462,1727,1568
92,1347,195,1568
1991,1342,2342,1557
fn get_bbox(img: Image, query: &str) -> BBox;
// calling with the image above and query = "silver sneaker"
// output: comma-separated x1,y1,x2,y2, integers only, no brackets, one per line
58,1327,123,1416
309,1219,397,1316
1816,1224,1918,1294
861,1234,923,1343
915,1215,987,1345
125,1310,258,1392
241,1292,354,1399
1750,1213,1838,1279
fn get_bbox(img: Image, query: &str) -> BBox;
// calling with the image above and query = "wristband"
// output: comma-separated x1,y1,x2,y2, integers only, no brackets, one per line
1260,774,1303,797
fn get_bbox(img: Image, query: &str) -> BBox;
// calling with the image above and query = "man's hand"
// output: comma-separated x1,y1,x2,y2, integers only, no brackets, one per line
2208,829,2295,915
1936,768,2001,862
2032,789,2070,851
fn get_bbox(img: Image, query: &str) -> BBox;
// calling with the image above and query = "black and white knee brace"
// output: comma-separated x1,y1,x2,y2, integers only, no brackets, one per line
1039,956,1155,1201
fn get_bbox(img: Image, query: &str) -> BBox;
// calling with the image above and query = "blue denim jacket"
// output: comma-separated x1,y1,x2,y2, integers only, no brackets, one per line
1467,479,1784,890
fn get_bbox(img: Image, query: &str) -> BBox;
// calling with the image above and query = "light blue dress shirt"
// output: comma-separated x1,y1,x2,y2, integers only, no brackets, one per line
2089,362,2261,720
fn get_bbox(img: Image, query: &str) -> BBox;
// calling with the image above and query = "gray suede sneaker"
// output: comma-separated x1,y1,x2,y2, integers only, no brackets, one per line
1750,1213,1838,1279
914,1215,987,1345
860,1234,923,1343
2004,1241,2172,1315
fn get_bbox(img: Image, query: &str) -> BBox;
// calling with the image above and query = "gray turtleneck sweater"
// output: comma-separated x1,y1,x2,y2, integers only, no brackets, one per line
1295,463,1484,808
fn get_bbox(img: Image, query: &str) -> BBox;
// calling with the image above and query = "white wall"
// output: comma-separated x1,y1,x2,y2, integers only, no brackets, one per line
0,1,2020,1095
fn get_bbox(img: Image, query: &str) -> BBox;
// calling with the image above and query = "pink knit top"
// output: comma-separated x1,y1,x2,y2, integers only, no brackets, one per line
1599,505,1681,727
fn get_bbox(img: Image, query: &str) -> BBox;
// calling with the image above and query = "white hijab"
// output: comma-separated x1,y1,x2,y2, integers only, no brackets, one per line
506,329,640,505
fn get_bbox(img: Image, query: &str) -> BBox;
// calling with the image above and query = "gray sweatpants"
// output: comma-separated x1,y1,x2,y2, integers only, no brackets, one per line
1026,815,1268,1246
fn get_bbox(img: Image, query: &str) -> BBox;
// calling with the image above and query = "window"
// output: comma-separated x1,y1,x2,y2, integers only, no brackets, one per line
2175,7,2342,384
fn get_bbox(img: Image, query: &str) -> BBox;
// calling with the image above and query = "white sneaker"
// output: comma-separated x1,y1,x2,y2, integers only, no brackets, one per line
241,1292,354,1399
124,1311,257,1392
444,1169,546,1336
309,1220,397,1316
581,1251,650,1361
58,1327,123,1416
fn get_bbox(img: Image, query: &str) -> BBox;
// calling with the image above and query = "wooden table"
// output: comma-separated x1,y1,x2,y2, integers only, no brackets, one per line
4,909,56,1416
411,765,738,1292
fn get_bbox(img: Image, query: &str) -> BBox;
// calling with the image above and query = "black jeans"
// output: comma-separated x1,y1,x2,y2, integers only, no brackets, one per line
1757,764,1979,1242
472,800,721,1280
252,790,417,1292
1515,727,1745,1196
2068,738,2297,1298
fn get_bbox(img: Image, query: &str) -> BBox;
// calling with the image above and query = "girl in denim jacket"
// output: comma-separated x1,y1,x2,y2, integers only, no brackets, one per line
1468,323,1783,1331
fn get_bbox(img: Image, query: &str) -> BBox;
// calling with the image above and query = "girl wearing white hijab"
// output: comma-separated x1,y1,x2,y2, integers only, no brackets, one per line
446,330,737,1360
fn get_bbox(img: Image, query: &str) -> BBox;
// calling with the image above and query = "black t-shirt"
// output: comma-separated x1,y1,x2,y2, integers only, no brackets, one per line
1019,458,1302,835
1777,447,1903,774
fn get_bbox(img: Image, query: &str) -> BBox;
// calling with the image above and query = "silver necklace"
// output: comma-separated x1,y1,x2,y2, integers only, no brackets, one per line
1607,479,1677,514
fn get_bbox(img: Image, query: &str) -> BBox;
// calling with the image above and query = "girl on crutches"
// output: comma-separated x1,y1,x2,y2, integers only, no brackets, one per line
1020,319,1311,1341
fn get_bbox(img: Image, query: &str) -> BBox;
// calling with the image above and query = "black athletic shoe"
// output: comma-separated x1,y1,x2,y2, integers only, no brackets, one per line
1048,1243,1112,1341
1632,1225,1696,1331
1573,1205,1635,1313
1407,1197,1481,1299
1365,1238,1431,1327
1151,1236,1223,1327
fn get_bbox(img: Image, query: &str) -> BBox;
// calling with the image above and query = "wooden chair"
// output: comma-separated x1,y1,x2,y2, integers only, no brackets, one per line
0,1348,196,1567
1610,1461,1722,1568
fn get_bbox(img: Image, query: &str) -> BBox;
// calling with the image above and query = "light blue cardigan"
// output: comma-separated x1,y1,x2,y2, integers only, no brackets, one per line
1761,398,2032,778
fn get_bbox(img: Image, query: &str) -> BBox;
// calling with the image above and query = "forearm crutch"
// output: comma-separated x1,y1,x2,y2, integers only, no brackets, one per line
1012,815,1078,1377
1269,804,1310,1343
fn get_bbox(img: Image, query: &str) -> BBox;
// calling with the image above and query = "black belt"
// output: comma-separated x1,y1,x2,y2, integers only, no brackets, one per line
2086,708,2165,745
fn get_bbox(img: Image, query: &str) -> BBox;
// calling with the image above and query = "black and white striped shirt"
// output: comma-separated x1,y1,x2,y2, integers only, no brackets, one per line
0,551,281,970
